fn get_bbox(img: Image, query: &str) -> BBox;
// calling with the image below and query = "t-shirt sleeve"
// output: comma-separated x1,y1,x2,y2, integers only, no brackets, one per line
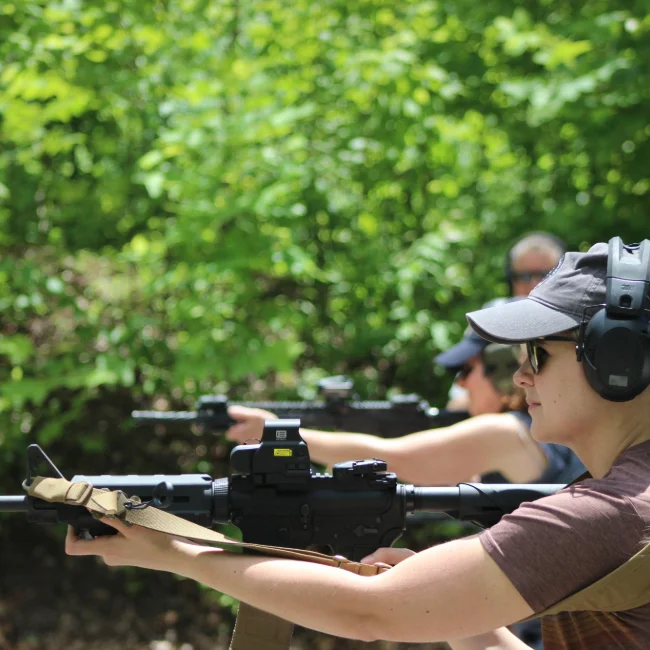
479,482,645,612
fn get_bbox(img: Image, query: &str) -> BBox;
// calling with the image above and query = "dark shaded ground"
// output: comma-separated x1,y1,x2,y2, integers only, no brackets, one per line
0,521,449,650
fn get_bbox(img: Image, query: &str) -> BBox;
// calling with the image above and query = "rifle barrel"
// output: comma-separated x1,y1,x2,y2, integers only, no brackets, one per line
407,483,561,520
0,496,29,512
406,486,459,512
131,410,200,422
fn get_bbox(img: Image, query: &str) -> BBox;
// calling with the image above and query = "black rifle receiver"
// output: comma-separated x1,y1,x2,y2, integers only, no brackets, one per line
131,376,469,437
0,420,560,561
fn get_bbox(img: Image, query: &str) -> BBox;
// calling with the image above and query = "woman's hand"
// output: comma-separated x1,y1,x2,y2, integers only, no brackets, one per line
225,405,277,445
65,518,212,572
361,547,416,568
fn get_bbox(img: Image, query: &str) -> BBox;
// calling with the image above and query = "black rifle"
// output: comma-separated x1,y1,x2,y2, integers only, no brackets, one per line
1,420,560,562
131,376,469,438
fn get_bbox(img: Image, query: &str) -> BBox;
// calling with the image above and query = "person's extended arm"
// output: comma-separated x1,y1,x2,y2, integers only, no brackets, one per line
226,406,546,484
65,521,534,644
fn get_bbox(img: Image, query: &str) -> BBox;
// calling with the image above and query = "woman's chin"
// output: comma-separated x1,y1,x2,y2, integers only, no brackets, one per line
530,420,552,444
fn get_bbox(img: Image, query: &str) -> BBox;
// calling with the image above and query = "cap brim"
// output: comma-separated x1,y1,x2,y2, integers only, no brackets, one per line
434,336,486,369
466,297,581,344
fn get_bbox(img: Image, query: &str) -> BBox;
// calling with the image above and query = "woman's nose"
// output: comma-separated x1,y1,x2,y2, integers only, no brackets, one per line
514,360,534,388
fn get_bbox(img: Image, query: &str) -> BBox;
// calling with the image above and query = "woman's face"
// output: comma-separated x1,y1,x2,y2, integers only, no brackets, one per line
457,355,504,417
514,340,602,444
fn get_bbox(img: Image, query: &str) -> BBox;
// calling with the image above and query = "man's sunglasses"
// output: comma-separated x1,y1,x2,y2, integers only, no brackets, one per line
456,362,475,380
525,336,576,374
511,270,554,283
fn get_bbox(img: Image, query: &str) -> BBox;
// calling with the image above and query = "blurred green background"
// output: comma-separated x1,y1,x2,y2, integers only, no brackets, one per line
0,0,649,648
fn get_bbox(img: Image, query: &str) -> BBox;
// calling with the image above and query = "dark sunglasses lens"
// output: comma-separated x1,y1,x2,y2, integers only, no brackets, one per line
526,341,538,373
513,270,552,282
457,364,471,380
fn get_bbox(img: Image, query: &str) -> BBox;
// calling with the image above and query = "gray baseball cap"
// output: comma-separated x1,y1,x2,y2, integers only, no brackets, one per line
467,243,609,343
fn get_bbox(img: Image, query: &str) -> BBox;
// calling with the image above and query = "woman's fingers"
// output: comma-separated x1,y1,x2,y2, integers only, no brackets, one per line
94,516,129,533
224,422,254,443
228,405,277,421
65,525,118,556
226,406,276,443
64,520,169,568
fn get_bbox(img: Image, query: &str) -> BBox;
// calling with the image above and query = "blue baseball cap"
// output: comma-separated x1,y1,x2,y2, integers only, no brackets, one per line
435,297,523,371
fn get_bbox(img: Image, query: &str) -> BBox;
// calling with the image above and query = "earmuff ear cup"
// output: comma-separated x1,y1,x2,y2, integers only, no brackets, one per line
582,309,650,402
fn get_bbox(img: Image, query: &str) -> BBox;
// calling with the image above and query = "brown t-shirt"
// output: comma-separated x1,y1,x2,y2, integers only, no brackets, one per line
480,438,650,650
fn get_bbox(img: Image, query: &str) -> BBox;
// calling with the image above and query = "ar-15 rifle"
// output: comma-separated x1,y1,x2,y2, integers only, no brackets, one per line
131,376,469,438
1,419,559,562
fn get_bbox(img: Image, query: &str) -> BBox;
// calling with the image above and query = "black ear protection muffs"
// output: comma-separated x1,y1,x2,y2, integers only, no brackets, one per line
578,237,650,402
505,232,566,295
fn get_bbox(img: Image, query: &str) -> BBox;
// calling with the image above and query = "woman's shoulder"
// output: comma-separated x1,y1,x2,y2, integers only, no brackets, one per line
578,441,650,515
489,470,647,556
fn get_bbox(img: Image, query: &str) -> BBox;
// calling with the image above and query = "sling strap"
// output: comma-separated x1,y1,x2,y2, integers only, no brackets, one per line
26,476,387,650
521,471,650,620
533,542,650,617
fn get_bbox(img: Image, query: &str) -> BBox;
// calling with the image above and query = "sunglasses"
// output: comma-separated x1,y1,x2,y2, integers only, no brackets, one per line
456,362,475,380
511,270,554,283
525,336,576,374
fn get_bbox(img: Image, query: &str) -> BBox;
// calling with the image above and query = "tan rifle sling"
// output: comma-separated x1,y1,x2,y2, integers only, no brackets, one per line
26,476,387,650
527,541,650,619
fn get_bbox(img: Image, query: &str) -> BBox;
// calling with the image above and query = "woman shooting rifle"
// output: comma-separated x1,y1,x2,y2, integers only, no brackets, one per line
225,297,583,488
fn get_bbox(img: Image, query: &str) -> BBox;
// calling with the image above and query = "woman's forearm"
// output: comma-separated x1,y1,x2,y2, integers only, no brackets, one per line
161,534,529,644
301,428,471,484
66,520,531,643
170,546,384,641
299,429,393,468
227,406,476,484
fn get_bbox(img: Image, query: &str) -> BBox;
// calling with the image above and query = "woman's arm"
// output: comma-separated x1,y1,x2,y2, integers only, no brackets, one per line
66,521,534,643
226,405,396,469
227,407,547,484
359,549,534,649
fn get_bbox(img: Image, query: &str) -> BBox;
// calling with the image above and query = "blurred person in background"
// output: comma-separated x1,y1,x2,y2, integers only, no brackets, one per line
447,232,566,414
225,298,584,489
506,232,566,298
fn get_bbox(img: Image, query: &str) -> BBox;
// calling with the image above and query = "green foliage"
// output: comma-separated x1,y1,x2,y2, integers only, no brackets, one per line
0,0,648,473
0,3,648,641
